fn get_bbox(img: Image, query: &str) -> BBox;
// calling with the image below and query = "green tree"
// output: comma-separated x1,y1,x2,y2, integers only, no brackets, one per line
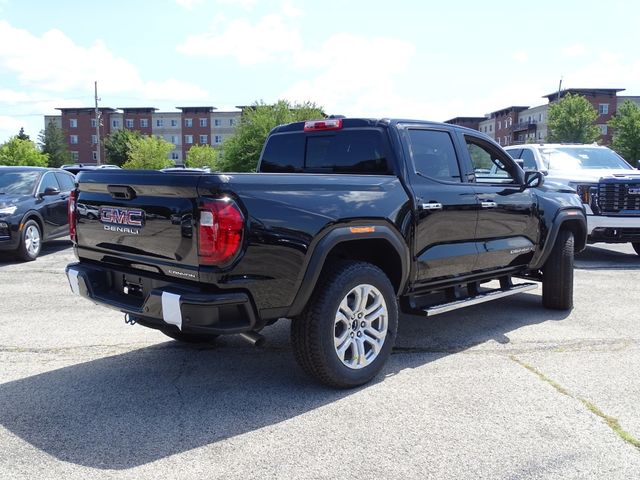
104,128,142,167
608,100,640,167
546,93,601,143
17,127,30,141
0,136,48,166
185,144,220,170
122,135,174,170
219,100,324,172
38,120,71,167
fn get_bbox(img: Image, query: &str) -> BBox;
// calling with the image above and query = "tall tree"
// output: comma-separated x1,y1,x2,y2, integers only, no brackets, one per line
104,128,142,167
17,127,30,141
38,120,71,167
185,144,220,170
546,93,600,143
122,135,174,170
219,100,324,172
0,137,48,166
608,100,640,167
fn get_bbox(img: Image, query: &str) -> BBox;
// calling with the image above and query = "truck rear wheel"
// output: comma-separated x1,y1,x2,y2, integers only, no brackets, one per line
542,229,574,310
291,261,398,388
632,242,640,256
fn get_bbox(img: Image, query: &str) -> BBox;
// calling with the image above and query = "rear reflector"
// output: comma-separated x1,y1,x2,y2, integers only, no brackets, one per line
303,119,343,132
68,190,77,243
198,198,244,266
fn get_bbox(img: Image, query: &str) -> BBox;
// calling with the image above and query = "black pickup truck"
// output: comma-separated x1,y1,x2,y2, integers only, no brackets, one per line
66,118,587,387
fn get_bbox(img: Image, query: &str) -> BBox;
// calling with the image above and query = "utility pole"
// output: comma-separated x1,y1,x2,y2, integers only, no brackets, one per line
94,81,101,165
557,77,563,103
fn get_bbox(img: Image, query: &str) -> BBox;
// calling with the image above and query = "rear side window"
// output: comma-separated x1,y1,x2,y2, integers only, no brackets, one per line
260,129,392,174
55,172,76,191
407,129,461,181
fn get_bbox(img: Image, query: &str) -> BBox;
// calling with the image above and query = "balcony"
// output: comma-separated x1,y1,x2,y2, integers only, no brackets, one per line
511,120,537,133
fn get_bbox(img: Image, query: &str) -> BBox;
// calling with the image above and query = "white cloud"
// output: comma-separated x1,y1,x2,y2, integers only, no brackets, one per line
512,51,529,63
562,43,587,58
215,0,258,9
176,13,302,65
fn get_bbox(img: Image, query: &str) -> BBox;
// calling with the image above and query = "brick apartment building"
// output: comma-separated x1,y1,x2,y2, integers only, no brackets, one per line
44,106,241,165
447,88,640,147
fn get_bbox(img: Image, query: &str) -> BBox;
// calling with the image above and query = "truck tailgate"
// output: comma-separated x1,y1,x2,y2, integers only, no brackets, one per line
75,170,204,280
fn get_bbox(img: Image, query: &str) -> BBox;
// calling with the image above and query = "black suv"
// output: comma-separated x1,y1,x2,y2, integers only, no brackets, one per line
0,166,75,260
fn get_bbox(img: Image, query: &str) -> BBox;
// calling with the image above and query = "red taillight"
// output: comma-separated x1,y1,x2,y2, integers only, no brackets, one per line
303,118,343,132
198,199,244,266
68,190,77,243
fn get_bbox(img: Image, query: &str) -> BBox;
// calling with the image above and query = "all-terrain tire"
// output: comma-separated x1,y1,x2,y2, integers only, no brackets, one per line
16,219,42,261
632,242,640,256
542,229,574,310
291,261,398,388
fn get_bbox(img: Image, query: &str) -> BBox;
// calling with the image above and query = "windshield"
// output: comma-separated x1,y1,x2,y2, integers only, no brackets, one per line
541,147,632,171
0,171,41,195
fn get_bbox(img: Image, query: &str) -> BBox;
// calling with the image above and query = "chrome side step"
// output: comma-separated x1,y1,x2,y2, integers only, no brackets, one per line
423,282,538,316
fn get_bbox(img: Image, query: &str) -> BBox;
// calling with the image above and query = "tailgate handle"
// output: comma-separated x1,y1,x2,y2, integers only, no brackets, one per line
107,185,137,200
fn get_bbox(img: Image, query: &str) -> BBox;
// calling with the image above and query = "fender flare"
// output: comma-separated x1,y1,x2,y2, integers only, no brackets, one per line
287,222,410,317
530,208,587,270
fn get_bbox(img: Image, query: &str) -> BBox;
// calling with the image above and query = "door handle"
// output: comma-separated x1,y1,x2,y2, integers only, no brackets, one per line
480,201,497,209
421,202,443,211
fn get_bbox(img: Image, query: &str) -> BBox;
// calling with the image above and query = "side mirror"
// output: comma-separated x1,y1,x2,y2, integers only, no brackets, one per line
42,186,61,197
524,170,544,188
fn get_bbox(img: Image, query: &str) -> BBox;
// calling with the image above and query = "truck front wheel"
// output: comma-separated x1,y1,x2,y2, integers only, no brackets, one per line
291,261,398,388
542,229,574,310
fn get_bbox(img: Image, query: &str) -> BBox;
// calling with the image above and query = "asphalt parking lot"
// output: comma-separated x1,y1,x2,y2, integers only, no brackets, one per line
1,240,639,479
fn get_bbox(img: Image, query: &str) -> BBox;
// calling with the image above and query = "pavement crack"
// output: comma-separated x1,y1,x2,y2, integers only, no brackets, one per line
510,355,640,452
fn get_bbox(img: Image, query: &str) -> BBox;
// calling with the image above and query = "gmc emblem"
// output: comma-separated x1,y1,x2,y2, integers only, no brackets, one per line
99,207,145,227
628,187,640,195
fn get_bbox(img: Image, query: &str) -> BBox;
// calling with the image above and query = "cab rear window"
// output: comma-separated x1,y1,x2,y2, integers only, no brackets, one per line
260,130,393,174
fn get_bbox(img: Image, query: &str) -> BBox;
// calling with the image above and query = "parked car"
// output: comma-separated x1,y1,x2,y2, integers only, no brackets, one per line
505,144,640,255
0,166,76,260
61,164,120,175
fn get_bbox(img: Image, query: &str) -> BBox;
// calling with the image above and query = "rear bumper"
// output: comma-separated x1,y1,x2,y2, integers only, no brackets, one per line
587,215,640,242
66,262,258,335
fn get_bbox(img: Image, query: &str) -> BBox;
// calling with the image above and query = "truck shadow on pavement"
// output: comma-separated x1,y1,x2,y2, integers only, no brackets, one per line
575,244,640,270
0,292,568,470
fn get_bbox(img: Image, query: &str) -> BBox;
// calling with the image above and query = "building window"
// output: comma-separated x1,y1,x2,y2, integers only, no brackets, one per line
171,119,178,127
199,134,208,144
156,119,164,127
171,152,179,160
125,119,134,128
112,119,120,128
140,118,148,128
497,121,501,130
199,118,208,127
489,125,492,132
539,113,543,122
70,119,77,128
214,135,223,144
214,119,221,126
185,135,193,144
497,137,501,145
599,104,609,115
70,135,78,144
71,151,79,161
171,135,178,144
229,119,236,126
91,134,97,144
92,151,98,161
91,118,97,128
599,124,608,135
185,118,193,128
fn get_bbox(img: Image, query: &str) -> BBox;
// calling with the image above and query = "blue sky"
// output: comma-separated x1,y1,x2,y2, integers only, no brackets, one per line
1,0,638,142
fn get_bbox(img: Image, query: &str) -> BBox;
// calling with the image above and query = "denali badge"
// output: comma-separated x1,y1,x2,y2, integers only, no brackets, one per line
100,207,145,234
628,187,640,195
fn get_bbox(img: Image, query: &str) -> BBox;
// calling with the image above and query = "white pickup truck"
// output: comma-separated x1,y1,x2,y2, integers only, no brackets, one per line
504,143,640,255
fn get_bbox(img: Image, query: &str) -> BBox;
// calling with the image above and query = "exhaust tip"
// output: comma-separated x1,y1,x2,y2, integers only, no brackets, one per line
239,331,265,347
